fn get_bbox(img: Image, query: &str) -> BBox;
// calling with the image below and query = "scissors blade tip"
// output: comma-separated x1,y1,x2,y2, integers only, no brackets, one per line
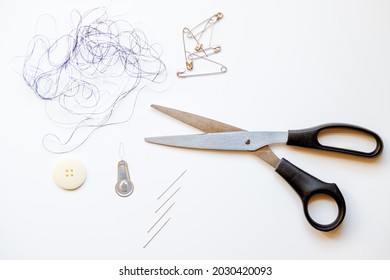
144,136,172,146
144,137,156,143
151,104,166,111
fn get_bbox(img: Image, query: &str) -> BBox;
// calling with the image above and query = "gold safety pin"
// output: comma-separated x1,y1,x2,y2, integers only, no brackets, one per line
182,27,208,70
178,12,226,78
187,45,221,60
177,53,227,78
186,12,223,40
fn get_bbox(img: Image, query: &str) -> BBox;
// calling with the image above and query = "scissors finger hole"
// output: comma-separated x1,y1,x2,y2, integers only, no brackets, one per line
307,194,339,225
317,128,378,154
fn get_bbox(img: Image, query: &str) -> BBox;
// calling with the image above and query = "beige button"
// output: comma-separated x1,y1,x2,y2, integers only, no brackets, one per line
52,156,86,190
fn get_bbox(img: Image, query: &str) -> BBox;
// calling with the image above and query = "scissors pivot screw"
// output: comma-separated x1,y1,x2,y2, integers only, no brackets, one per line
245,139,251,145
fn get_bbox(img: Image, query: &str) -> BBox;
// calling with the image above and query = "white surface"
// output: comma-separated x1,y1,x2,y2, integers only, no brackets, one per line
52,156,86,190
0,0,389,259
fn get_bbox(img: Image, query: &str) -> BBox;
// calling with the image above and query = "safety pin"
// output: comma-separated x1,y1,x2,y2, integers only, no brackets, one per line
177,53,227,78
191,17,215,50
186,12,223,40
187,14,222,51
187,45,221,60
177,66,227,78
182,27,207,70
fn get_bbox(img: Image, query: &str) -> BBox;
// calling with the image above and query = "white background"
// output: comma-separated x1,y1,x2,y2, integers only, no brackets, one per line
0,0,389,260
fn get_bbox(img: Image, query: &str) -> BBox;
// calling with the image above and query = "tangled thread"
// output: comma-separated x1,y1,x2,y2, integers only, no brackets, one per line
22,8,166,153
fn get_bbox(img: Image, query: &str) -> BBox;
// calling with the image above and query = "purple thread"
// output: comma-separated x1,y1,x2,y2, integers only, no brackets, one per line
22,8,166,153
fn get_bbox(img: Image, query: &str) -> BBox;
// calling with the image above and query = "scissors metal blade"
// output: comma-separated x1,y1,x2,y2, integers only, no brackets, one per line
150,104,242,133
145,131,288,151
148,105,281,167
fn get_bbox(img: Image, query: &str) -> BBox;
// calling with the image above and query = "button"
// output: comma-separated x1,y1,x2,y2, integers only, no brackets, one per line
52,156,86,190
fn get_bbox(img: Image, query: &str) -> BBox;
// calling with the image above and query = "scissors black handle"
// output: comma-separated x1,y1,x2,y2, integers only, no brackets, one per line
287,123,383,157
275,158,346,232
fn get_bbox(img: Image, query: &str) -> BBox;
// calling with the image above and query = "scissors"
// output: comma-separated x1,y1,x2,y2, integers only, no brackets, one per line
145,105,383,232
